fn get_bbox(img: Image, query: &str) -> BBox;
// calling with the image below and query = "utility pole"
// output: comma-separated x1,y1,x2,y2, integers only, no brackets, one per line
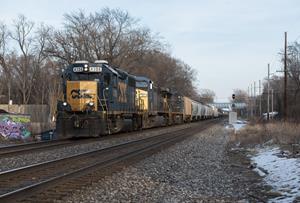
284,32,288,120
251,83,253,118
254,81,256,117
259,80,262,117
247,86,250,119
267,63,270,120
271,89,274,119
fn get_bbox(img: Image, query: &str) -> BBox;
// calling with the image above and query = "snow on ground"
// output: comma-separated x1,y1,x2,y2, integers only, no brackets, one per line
226,120,247,132
251,147,300,203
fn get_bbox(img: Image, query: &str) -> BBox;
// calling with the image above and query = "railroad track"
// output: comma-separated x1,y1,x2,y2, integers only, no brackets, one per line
0,139,105,159
0,122,191,159
0,119,219,202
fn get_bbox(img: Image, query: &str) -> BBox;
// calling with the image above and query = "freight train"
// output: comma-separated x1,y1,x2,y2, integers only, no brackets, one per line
56,60,218,138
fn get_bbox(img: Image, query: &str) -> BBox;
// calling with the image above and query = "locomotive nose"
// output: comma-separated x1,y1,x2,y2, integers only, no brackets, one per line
66,81,98,112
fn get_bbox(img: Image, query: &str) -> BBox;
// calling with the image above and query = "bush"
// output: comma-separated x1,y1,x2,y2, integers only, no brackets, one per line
229,122,300,147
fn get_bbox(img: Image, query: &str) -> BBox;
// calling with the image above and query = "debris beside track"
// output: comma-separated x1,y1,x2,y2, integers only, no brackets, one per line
58,124,263,202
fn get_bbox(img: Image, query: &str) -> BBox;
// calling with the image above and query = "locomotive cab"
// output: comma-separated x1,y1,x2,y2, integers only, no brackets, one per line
58,60,108,112
56,60,114,138
56,60,137,138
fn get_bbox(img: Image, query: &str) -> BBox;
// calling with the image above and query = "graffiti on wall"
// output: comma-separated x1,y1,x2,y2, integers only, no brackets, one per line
0,114,31,140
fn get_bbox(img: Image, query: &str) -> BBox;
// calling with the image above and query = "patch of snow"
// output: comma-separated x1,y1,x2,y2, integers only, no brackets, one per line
225,120,247,132
232,123,246,131
251,147,300,203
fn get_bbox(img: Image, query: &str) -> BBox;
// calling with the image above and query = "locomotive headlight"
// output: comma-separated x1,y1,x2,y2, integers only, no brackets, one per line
63,102,67,106
84,64,89,72
88,102,94,107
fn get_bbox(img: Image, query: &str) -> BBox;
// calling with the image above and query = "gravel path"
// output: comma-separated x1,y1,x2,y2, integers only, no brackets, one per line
60,124,255,202
0,123,197,172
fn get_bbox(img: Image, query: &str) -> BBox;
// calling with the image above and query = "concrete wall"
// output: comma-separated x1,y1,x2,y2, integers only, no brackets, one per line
29,122,55,135
0,105,49,122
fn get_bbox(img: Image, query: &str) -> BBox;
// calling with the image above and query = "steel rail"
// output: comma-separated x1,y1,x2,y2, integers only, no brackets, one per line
0,140,84,158
0,119,219,202
0,122,191,158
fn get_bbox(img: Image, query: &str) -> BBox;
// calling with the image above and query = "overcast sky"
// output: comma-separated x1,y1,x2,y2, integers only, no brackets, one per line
1,0,300,102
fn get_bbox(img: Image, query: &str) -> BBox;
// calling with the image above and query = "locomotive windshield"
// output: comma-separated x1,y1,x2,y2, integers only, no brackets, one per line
136,81,148,88
65,72,102,81
136,76,151,90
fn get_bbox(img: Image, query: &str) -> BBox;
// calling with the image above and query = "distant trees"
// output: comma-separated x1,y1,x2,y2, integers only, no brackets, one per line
0,15,55,105
231,89,248,103
44,9,159,67
286,42,300,104
0,22,9,101
257,41,300,120
0,8,203,115
128,50,199,98
10,15,38,104
198,89,215,103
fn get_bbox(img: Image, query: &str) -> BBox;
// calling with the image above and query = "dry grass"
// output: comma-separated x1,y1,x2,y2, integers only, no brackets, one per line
230,122,300,147
265,122,300,144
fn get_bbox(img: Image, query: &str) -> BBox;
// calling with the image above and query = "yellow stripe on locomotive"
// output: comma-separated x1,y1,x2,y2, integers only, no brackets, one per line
136,88,148,111
66,81,98,111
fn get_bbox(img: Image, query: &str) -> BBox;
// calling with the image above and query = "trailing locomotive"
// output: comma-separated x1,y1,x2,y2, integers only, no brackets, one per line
56,60,218,138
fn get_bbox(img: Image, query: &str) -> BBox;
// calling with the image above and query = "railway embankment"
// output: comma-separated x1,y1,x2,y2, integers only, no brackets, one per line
2,120,298,202
0,120,216,202
58,123,265,202
0,122,199,172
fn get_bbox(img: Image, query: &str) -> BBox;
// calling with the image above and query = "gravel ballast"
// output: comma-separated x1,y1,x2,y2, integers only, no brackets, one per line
60,124,258,202
0,123,198,172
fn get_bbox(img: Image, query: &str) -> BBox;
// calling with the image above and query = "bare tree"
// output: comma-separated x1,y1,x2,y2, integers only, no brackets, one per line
0,9,201,111
127,50,199,98
259,41,300,120
231,89,248,103
0,22,10,102
199,89,215,103
10,15,36,104
45,8,159,67
31,24,52,104
0,22,8,64
286,42,300,102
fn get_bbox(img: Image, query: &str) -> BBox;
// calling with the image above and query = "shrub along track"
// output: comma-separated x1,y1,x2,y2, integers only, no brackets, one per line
0,119,219,202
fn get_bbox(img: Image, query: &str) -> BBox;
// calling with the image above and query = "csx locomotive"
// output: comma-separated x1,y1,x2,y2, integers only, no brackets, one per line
56,60,218,138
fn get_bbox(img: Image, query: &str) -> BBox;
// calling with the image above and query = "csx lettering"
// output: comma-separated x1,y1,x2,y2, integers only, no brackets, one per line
71,89,92,99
